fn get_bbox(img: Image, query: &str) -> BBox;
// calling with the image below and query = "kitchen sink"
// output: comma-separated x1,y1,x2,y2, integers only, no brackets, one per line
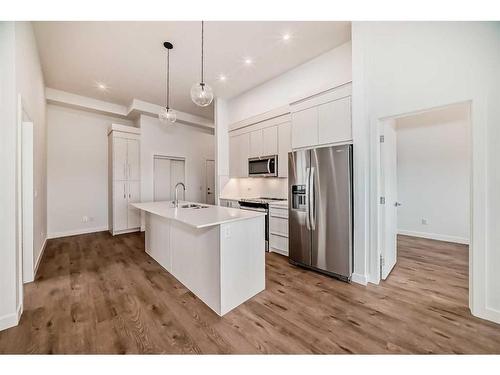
181,204,208,209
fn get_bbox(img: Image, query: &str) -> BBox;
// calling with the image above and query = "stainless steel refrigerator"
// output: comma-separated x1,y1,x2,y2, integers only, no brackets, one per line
288,144,353,281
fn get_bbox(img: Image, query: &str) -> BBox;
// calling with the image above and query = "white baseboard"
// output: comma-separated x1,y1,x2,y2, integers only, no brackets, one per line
398,229,469,245
47,226,108,239
472,305,500,325
351,272,368,285
0,304,22,332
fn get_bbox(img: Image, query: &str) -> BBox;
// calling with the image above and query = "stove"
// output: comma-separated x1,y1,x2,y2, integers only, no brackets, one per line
239,197,287,204
238,197,286,252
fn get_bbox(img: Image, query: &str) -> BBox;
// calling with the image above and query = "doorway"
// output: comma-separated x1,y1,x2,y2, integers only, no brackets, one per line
153,155,186,202
378,102,471,283
205,159,215,205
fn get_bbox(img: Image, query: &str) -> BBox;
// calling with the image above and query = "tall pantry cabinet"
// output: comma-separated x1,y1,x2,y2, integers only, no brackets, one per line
108,124,141,235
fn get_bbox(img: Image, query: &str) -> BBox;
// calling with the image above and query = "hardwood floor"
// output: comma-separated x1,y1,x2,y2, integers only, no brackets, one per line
1,232,499,354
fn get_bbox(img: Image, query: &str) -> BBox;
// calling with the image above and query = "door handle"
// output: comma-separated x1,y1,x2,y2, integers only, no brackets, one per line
309,167,316,230
305,167,311,230
395,202,402,207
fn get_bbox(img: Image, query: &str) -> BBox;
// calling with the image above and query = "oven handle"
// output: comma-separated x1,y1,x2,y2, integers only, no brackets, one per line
240,206,268,213
267,158,271,174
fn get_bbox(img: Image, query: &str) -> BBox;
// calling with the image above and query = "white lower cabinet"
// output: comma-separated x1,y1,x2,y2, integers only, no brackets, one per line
113,181,129,232
269,206,289,256
127,181,141,228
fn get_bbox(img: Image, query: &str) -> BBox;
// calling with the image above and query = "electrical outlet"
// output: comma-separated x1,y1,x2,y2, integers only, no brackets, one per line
224,226,231,238
421,218,428,225
82,216,89,223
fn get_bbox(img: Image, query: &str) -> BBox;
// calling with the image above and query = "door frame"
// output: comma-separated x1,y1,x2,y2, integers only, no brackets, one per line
205,159,215,204
369,100,476,310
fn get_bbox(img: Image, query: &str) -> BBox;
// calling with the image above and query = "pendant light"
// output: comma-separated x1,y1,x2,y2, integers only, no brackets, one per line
159,41,177,123
191,21,214,107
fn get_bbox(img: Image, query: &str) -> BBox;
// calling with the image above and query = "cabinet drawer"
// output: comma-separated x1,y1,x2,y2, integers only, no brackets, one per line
270,216,288,236
270,207,288,218
269,234,288,254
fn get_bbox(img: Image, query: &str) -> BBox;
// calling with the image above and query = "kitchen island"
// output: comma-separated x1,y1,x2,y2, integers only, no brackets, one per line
131,201,266,316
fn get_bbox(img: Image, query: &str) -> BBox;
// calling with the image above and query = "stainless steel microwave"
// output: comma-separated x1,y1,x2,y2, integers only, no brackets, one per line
248,155,278,177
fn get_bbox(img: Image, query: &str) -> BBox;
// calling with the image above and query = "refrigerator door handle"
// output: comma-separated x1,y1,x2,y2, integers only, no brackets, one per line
305,167,311,230
309,166,316,230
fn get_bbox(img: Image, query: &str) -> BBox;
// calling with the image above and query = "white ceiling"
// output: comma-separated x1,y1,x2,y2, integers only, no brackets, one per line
33,21,351,120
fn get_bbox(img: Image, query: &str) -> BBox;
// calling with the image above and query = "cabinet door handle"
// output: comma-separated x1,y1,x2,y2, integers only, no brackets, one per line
123,183,126,199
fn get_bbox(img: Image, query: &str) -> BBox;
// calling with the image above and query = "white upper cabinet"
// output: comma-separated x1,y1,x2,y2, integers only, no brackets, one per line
262,126,278,156
113,137,128,181
228,114,289,178
290,83,352,149
229,133,250,178
318,96,352,145
278,122,291,178
291,106,318,149
249,130,263,158
127,139,141,181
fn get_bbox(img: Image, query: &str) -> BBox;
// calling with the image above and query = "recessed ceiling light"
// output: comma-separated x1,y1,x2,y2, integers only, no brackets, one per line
97,83,107,91
244,58,253,65
219,74,227,82
282,33,291,41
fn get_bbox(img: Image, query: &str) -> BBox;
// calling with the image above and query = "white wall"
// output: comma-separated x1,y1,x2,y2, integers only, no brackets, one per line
0,22,20,331
139,115,215,207
351,21,500,322
227,41,352,124
15,21,48,272
396,103,470,244
47,104,132,237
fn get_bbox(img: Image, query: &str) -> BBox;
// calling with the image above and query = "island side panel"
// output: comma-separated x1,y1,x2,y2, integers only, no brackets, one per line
145,212,172,272
169,220,222,315
219,216,266,315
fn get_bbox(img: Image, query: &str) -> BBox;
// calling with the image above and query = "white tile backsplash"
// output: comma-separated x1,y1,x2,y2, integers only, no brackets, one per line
221,177,287,199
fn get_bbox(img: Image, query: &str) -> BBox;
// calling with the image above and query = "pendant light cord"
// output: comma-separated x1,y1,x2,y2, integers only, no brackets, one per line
166,48,170,109
201,21,204,84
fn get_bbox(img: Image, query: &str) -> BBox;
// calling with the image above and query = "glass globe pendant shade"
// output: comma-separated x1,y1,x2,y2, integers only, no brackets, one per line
190,82,214,107
159,107,177,123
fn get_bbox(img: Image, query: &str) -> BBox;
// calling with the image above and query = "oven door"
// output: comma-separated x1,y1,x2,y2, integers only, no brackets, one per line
248,156,277,177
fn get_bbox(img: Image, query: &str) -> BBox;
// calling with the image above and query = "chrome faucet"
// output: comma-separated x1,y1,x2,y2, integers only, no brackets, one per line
173,182,186,207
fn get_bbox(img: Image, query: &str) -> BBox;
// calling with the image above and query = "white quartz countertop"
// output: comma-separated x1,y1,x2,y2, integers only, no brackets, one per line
131,201,266,229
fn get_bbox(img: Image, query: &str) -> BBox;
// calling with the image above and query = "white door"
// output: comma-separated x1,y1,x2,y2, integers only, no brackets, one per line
205,160,215,204
380,119,398,279
113,137,128,180
127,181,141,228
170,159,186,201
127,139,140,181
113,181,128,231
154,157,171,201
153,156,185,201
22,122,34,283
